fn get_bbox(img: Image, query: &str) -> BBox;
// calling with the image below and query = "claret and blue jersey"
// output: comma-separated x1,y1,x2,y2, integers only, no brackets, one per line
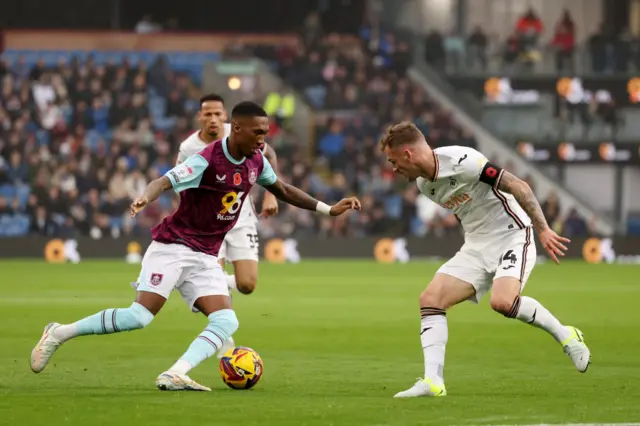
151,138,277,257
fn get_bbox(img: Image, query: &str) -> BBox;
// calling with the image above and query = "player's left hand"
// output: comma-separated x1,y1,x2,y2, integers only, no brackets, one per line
330,197,362,216
260,192,279,217
130,196,149,217
539,227,571,264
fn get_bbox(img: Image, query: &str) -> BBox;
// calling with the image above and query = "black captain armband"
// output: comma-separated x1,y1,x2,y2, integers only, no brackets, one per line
479,162,504,188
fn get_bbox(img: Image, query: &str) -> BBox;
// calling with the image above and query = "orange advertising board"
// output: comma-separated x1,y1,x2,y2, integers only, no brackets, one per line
3,30,298,52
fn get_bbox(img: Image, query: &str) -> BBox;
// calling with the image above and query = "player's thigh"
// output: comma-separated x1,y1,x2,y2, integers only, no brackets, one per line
232,259,259,294
135,291,167,316
428,247,491,308
491,227,537,309
135,242,186,314
179,255,232,315
193,294,233,316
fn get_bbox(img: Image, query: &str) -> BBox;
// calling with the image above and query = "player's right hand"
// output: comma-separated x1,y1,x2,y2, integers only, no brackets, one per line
539,227,571,264
130,196,149,217
330,197,362,216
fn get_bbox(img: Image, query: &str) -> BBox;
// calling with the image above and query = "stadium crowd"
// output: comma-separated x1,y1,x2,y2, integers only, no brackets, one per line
0,11,594,240
425,8,638,74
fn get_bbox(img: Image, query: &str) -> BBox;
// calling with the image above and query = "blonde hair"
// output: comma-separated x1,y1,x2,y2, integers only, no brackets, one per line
379,121,424,151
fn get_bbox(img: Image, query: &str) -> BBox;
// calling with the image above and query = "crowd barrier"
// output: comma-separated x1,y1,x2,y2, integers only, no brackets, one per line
1,235,639,264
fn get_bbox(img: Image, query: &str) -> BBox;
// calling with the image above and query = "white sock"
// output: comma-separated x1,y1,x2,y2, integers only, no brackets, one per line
225,273,237,292
419,308,448,386
53,324,78,342
168,359,193,375
512,296,571,343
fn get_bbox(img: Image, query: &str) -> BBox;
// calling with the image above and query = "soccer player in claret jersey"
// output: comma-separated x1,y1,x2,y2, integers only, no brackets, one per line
30,102,361,391
379,122,591,398
173,93,280,356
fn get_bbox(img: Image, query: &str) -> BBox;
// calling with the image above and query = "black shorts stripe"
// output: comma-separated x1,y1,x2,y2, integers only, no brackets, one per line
492,188,525,229
520,227,532,282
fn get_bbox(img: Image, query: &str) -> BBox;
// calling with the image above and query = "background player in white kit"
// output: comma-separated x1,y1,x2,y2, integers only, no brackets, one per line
176,94,279,355
379,122,591,398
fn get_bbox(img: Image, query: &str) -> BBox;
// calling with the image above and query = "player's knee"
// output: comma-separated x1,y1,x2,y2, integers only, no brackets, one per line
236,275,257,295
208,309,239,338
490,293,517,316
419,287,447,310
120,302,155,330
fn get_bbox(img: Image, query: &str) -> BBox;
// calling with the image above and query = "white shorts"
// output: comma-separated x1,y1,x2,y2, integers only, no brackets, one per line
219,222,259,263
136,241,229,310
437,227,536,303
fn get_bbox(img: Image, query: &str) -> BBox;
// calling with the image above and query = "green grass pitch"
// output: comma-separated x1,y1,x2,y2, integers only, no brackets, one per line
1,260,639,425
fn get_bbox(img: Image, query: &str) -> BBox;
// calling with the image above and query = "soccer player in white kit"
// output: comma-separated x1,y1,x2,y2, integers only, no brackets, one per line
379,122,591,398
176,94,280,356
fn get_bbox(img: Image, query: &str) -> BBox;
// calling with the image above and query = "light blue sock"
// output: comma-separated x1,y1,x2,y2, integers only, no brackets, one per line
53,302,155,342
169,309,239,374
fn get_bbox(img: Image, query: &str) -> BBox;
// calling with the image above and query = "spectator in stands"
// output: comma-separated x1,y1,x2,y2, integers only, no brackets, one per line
542,190,561,231
300,11,324,50
0,196,10,215
318,119,345,164
588,24,609,73
503,31,521,68
444,30,465,72
135,14,162,34
424,30,445,71
514,8,543,67
613,27,632,73
563,208,590,237
467,27,488,71
31,206,55,236
597,97,621,140
551,10,576,72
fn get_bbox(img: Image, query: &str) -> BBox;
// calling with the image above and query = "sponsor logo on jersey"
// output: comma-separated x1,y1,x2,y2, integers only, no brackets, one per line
218,191,245,220
440,193,472,210
216,174,226,182
249,169,257,184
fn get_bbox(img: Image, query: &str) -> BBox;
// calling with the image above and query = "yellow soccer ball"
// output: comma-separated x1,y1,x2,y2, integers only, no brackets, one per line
219,347,264,390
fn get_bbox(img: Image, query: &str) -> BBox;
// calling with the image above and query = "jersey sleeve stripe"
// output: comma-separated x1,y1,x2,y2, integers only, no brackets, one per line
432,152,439,182
520,227,532,282
493,168,505,189
491,187,526,229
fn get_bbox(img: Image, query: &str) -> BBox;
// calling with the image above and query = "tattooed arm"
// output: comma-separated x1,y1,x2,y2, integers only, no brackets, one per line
495,171,549,234
475,156,570,263
496,170,571,263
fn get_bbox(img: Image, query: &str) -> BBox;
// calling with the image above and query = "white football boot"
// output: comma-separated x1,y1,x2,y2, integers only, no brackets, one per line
156,372,211,391
393,377,447,398
30,323,63,373
562,326,591,373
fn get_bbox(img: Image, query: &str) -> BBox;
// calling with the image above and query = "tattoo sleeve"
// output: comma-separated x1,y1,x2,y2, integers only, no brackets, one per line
496,170,549,233
265,180,320,211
